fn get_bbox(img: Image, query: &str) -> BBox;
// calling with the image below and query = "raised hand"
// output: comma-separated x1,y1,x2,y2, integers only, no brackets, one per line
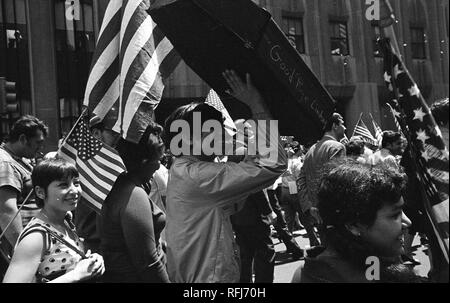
222,70,265,110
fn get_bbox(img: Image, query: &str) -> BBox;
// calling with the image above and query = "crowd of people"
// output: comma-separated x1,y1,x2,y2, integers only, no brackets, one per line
0,70,448,283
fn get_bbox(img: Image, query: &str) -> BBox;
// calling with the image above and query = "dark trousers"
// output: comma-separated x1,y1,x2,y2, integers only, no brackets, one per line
234,224,275,283
266,188,303,252
279,187,320,247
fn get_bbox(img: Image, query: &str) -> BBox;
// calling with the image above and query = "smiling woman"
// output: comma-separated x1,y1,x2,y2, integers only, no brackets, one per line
2,159,105,283
292,159,425,283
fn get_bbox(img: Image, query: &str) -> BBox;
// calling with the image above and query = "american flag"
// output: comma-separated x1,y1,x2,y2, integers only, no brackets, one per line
381,37,449,263
369,113,383,148
205,89,236,136
83,0,180,144
352,114,378,147
58,116,126,214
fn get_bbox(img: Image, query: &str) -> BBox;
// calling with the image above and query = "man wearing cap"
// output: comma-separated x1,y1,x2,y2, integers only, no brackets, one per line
73,112,120,253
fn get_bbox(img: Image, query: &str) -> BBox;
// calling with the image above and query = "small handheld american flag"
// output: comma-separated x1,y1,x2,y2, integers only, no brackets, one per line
58,116,126,213
205,89,237,136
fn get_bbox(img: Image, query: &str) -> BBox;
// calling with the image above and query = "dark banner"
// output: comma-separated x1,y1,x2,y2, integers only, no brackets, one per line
149,0,336,144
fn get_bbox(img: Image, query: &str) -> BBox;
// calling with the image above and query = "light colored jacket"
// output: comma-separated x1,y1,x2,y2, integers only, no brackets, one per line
166,127,287,283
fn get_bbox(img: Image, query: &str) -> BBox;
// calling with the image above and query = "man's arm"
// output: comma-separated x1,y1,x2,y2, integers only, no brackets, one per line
0,187,23,248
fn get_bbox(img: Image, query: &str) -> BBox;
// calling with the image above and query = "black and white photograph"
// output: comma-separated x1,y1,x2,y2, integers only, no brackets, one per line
0,0,448,296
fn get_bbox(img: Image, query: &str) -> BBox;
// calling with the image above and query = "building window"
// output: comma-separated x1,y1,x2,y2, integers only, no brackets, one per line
372,24,382,57
410,27,426,59
0,0,32,124
282,16,305,53
329,20,349,56
54,0,96,134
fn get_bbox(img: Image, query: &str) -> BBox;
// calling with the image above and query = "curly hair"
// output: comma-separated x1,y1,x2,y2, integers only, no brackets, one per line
345,137,365,157
318,160,407,266
381,130,401,148
431,97,449,126
7,115,48,143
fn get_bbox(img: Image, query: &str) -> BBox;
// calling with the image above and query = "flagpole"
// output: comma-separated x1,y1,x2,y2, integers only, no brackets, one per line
57,107,89,153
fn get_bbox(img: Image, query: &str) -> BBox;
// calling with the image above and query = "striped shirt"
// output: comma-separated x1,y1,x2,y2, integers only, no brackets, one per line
0,144,39,227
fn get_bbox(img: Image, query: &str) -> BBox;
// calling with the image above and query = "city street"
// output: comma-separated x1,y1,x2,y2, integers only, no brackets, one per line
273,229,430,283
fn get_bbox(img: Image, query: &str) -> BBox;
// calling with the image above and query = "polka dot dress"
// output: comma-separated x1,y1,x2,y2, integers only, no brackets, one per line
19,217,84,281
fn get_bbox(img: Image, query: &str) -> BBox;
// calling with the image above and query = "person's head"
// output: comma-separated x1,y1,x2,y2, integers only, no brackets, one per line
117,121,165,182
318,160,411,259
381,130,403,155
89,115,119,147
323,112,346,141
7,115,48,158
346,137,365,157
164,102,225,161
32,159,81,212
431,97,449,127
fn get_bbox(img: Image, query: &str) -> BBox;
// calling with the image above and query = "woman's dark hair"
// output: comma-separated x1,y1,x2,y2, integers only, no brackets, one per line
345,137,365,157
163,102,224,153
381,130,401,148
431,97,449,126
317,160,421,282
319,160,404,252
319,159,405,230
32,158,79,208
117,121,165,172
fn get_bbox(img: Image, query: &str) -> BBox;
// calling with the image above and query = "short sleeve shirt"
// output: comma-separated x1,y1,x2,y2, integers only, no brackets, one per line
0,144,39,227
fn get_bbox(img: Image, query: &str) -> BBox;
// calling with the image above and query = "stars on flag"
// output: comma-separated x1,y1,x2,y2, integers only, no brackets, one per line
413,107,427,122
421,150,432,162
393,63,404,77
416,129,430,145
408,84,420,97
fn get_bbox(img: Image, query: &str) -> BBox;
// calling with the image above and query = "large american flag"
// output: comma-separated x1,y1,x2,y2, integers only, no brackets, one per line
83,0,180,143
58,116,126,214
352,114,378,147
381,37,449,263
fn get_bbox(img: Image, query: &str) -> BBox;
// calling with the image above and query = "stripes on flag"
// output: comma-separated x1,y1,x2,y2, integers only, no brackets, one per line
84,0,180,144
352,115,378,147
58,117,126,214
205,89,237,137
369,113,383,147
